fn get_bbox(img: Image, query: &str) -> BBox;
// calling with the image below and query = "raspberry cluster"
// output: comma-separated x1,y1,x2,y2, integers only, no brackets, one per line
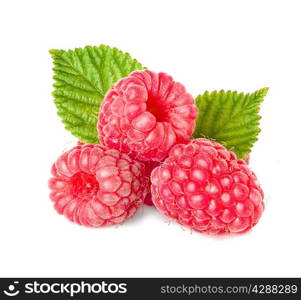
151,139,264,234
98,70,198,161
49,144,148,227
49,70,264,234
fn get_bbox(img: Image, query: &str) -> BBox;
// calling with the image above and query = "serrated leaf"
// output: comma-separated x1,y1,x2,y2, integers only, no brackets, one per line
192,88,268,159
50,45,145,143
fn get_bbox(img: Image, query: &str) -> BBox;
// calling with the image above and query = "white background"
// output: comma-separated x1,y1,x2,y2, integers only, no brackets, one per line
0,0,300,277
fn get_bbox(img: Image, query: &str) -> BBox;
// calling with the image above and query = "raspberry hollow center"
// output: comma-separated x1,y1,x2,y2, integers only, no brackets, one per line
146,95,169,122
70,172,99,198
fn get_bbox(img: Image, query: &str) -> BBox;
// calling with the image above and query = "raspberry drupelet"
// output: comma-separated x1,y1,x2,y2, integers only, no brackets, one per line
48,144,148,227
98,70,198,162
151,138,264,234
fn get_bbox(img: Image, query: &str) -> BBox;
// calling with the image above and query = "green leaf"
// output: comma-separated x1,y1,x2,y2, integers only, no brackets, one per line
192,88,269,159
50,45,145,143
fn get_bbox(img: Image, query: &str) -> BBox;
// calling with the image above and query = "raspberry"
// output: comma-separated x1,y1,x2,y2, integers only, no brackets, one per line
98,70,198,162
48,144,148,227
151,138,264,234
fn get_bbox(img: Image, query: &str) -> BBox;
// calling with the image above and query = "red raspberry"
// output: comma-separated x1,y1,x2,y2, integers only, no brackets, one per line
48,144,148,227
98,70,198,162
151,139,264,234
